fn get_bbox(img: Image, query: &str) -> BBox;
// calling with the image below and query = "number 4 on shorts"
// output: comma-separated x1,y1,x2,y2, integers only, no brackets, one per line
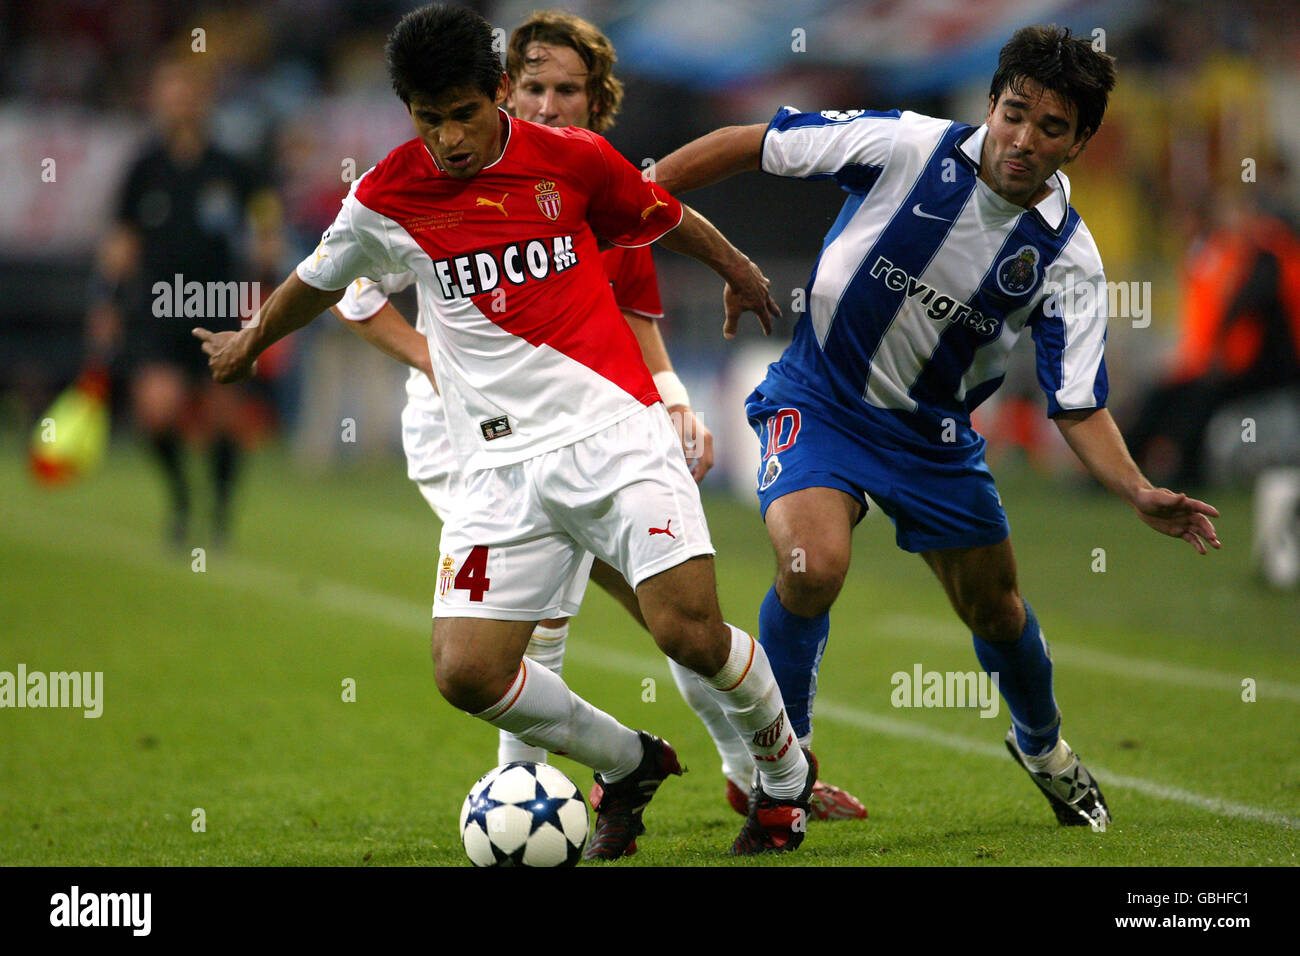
454,545,491,602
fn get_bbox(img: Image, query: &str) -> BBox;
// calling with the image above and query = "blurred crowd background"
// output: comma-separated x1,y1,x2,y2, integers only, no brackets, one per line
3,0,1299,495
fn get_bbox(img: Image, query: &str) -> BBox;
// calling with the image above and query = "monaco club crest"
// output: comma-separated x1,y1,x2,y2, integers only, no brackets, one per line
535,179,561,220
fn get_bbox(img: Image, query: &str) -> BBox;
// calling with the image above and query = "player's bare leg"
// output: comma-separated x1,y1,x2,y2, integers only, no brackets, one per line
132,363,190,545
584,558,759,812
636,555,814,852
921,537,1025,642
588,559,646,626
756,487,869,820
434,616,646,780
921,538,1110,828
766,487,859,616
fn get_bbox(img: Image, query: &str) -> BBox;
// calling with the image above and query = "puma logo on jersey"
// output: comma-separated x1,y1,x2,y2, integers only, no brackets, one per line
476,193,509,217
640,195,669,220
649,520,675,538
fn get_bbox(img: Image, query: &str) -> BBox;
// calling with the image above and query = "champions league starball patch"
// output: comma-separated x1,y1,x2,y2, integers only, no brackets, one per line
995,245,1040,296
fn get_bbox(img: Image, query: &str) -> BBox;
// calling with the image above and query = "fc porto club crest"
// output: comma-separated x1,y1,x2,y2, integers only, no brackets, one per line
534,179,561,221
995,245,1041,296
759,454,782,492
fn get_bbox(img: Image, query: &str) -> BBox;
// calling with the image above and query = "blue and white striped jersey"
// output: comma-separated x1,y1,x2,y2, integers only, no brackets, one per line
758,107,1108,444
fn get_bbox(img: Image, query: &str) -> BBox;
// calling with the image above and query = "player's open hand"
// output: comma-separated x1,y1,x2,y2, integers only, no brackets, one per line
1133,486,1221,554
668,405,714,482
722,256,780,339
192,327,256,383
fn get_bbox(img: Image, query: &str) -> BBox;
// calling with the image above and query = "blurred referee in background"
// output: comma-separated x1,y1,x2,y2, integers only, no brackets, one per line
85,54,282,548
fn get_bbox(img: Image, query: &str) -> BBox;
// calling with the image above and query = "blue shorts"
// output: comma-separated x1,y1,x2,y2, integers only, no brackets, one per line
746,389,1009,553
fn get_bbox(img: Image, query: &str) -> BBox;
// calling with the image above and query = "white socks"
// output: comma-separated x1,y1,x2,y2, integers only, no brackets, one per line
667,657,756,792
497,623,568,765
1023,737,1072,775
483,621,806,800
477,655,642,782
701,625,807,800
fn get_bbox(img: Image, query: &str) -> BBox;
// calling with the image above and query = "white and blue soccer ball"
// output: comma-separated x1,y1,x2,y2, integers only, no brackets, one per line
459,762,589,867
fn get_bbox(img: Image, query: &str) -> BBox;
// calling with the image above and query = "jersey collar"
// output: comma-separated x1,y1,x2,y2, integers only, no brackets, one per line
957,124,1070,234
481,108,512,172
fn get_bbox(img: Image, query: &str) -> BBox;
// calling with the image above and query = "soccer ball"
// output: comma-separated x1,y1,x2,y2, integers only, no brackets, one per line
459,762,589,866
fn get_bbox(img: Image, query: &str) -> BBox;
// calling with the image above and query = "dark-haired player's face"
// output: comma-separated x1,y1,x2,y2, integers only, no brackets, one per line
409,74,509,180
981,79,1088,208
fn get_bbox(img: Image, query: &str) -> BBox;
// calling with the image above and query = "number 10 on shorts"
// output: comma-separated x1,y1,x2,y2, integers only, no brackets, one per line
440,546,492,602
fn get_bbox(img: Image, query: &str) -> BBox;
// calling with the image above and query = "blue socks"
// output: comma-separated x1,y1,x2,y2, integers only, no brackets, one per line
758,585,830,741
758,583,1060,756
972,601,1060,755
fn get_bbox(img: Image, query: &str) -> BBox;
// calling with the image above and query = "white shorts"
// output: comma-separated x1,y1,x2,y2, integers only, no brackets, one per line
433,403,715,621
410,398,595,620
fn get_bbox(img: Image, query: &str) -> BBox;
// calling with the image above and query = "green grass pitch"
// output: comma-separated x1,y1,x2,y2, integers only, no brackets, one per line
1,435,1297,867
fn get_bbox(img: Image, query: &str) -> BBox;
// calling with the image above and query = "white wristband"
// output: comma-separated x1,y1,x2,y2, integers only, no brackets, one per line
653,370,690,409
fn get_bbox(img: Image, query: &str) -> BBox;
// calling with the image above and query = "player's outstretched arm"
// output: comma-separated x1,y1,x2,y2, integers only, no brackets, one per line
332,302,436,387
652,124,767,195
193,272,343,383
1055,407,1221,554
655,204,781,338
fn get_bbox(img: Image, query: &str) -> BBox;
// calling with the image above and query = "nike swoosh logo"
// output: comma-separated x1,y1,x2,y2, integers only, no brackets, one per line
911,203,950,222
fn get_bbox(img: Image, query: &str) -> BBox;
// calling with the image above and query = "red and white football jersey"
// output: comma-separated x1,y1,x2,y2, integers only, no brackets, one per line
297,110,682,471
601,245,664,319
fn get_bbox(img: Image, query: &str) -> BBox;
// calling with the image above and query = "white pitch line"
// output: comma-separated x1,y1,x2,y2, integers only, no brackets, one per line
809,701,1300,830
877,613,1300,704
5,508,1297,830
567,646,1300,830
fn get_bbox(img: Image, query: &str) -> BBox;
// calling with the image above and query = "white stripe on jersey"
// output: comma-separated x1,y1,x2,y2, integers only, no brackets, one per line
761,108,898,180
298,184,648,474
334,272,415,321
764,109,1107,420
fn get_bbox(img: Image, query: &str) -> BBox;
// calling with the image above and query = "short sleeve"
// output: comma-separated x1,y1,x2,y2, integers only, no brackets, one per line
607,246,664,318
578,130,683,248
761,106,901,194
1030,270,1110,416
334,271,417,321
295,182,399,291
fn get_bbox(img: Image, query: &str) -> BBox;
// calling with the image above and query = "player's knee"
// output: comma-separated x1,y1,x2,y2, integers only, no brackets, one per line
650,607,729,676
965,592,1024,643
776,550,847,616
432,646,512,714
